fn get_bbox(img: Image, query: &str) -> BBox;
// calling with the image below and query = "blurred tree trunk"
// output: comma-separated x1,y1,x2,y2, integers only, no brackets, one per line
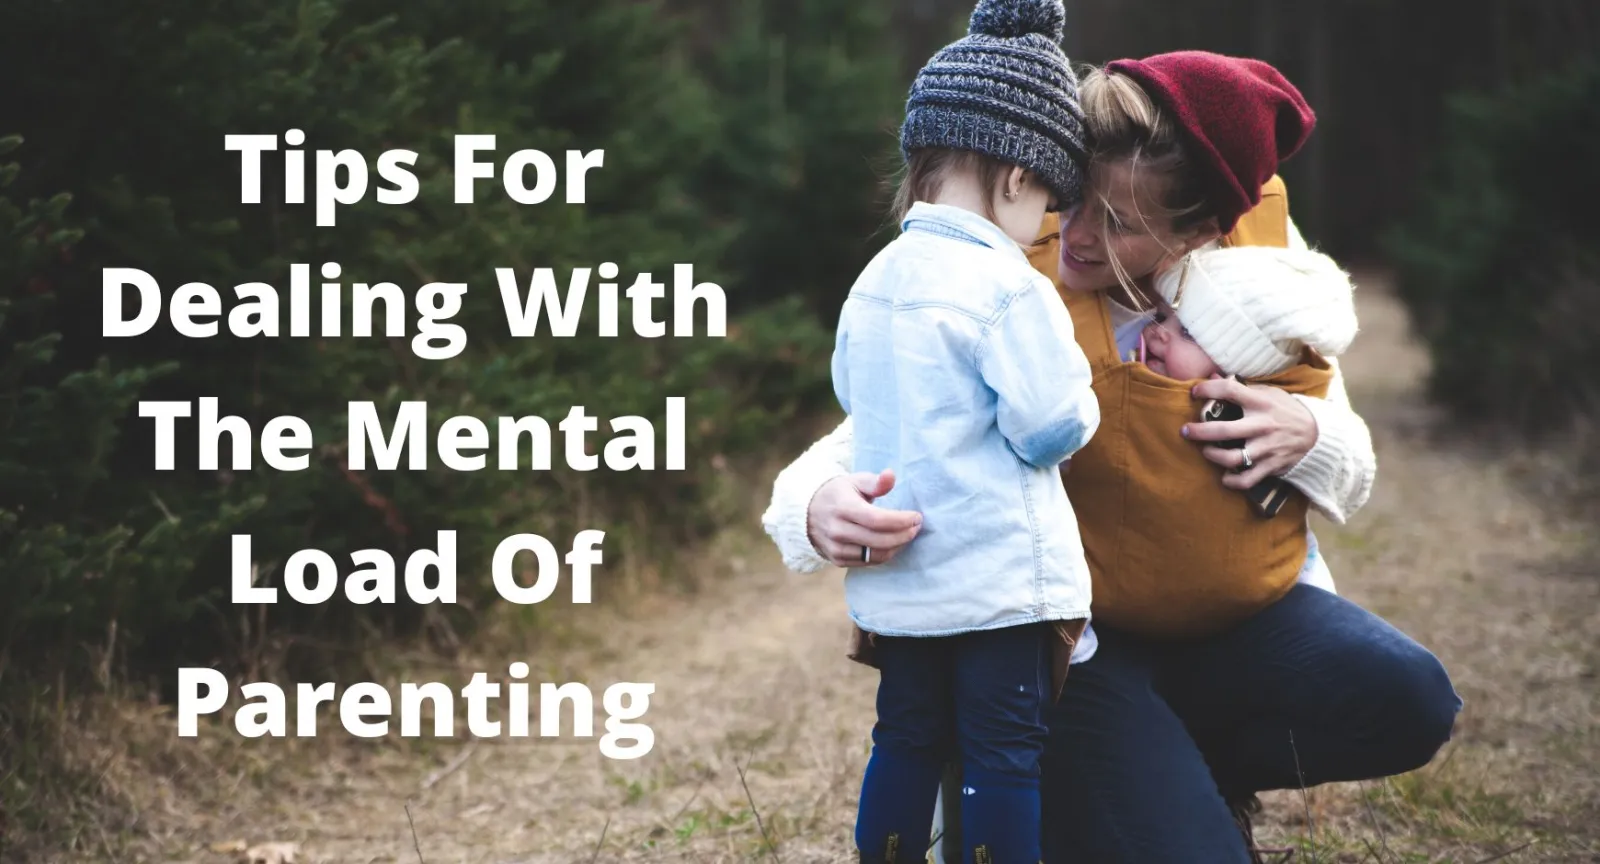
894,0,971,77
1305,0,1330,244
1050,0,1598,262
1254,0,1279,64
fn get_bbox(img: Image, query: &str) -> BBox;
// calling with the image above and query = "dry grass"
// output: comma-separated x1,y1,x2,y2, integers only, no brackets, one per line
6,276,1598,864
1245,276,1600,863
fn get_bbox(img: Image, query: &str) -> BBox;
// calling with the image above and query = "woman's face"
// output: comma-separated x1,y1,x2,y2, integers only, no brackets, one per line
1055,159,1199,294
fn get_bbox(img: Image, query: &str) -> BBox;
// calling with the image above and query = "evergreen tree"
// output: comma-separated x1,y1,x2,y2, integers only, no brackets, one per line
0,0,855,685
696,0,907,323
1386,60,1600,432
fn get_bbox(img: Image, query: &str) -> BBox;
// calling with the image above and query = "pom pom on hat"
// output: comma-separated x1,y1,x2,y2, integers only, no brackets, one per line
1106,52,1315,233
1157,245,1358,379
901,0,1086,207
970,0,1066,43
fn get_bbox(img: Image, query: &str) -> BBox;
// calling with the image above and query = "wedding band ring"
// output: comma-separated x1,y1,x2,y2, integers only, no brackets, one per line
862,545,872,564
1240,446,1254,470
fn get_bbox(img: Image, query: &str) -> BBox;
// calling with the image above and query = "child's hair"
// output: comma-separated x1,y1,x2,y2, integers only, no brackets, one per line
892,148,1016,225
1079,66,1223,297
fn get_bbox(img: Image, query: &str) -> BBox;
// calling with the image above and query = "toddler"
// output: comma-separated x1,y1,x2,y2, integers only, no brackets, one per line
830,0,1097,860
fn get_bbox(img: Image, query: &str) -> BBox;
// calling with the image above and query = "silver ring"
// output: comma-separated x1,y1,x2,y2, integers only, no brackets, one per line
1239,446,1254,470
862,545,872,564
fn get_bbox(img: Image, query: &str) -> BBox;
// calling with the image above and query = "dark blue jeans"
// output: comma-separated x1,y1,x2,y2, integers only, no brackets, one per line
859,623,1051,863
1038,584,1462,863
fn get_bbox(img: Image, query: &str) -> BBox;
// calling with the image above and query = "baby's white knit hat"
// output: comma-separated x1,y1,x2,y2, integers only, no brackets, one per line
1155,245,1359,378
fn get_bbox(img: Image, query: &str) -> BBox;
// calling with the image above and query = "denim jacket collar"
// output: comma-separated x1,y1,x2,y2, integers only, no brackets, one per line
901,201,1028,265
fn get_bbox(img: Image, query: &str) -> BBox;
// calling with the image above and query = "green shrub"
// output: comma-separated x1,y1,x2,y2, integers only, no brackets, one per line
0,0,891,690
1386,60,1600,432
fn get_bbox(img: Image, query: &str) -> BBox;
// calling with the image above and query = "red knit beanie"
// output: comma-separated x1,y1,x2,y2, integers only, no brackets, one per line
1105,51,1315,233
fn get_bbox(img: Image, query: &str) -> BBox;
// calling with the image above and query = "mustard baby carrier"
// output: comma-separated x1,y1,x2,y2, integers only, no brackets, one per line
1025,177,1339,639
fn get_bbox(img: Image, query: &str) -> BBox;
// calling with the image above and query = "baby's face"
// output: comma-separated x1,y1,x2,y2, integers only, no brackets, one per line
1142,301,1222,381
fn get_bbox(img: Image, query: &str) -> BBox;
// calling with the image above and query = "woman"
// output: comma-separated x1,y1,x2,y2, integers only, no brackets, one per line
762,52,1462,862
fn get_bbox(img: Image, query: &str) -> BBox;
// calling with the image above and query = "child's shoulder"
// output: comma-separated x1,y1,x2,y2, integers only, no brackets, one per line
871,231,1045,308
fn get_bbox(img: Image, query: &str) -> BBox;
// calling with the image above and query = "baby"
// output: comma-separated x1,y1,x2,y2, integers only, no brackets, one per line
1142,244,1357,385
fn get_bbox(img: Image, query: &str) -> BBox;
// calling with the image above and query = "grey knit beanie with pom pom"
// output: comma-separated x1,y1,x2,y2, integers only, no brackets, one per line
901,0,1086,207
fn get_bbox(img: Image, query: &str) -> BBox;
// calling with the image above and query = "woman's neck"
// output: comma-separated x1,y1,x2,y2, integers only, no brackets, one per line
1104,276,1158,312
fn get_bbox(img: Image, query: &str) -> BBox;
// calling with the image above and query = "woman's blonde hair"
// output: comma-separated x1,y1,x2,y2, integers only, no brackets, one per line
1079,66,1221,300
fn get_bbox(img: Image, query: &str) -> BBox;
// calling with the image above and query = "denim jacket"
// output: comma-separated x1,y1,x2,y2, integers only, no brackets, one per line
832,202,1100,636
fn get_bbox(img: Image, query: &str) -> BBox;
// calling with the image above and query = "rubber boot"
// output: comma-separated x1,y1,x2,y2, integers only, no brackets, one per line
855,745,942,862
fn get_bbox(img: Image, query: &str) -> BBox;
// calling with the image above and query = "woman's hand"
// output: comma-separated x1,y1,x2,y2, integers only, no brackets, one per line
806,469,923,567
1182,378,1318,490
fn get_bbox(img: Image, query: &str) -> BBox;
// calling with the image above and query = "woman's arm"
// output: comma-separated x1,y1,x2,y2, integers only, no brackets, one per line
1283,356,1377,523
1185,362,1376,524
760,415,923,572
761,416,853,573
1187,216,1376,522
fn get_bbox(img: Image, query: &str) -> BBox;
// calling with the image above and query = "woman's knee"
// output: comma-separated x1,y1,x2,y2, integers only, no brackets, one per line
1369,636,1463,770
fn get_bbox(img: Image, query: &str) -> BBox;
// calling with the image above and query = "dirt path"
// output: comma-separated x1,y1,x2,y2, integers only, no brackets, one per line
1249,279,1600,862
138,279,1597,864
157,532,874,863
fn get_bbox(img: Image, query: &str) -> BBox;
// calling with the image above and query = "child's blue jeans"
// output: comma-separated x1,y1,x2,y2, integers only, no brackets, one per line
856,622,1050,863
